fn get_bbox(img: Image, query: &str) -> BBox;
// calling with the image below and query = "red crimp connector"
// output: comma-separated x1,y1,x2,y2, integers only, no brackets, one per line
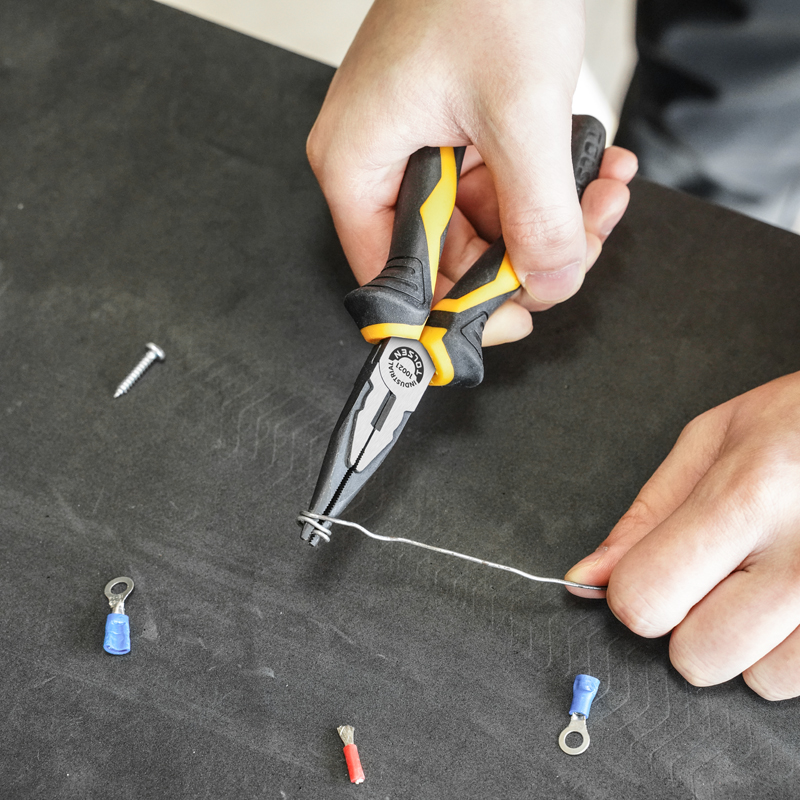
344,743,365,784
337,725,365,784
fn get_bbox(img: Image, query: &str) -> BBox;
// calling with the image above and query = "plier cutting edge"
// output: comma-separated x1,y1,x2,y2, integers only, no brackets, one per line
300,116,606,546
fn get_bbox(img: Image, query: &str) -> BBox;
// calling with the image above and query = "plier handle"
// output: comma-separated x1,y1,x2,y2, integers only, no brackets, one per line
345,116,606,388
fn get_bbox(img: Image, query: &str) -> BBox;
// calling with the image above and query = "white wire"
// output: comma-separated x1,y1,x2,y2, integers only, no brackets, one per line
297,512,607,592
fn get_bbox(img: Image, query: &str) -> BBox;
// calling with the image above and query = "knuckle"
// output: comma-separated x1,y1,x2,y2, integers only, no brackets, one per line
668,630,721,688
503,205,581,261
678,411,709,442
676,404,733,455
607,581,670,638
743,666,800,701
305,127,325,177
618,496,661,538
719,459,788,529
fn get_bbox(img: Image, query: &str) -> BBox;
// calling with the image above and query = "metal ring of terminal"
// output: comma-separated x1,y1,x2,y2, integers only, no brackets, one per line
104,576,135,616
558,714,590,755
104,576,134,603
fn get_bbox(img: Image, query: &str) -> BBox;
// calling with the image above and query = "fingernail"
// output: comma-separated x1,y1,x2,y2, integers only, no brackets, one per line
564,545,609,582
522,261,583,304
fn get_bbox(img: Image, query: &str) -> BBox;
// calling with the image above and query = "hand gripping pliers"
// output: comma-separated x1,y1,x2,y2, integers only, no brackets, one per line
300,116,606,545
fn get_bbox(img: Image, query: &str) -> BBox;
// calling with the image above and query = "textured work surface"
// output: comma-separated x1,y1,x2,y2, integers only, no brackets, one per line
1,2,799,798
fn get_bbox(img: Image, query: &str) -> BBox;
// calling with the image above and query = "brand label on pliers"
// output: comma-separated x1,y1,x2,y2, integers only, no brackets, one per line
387,346,426,389
350,338,434,469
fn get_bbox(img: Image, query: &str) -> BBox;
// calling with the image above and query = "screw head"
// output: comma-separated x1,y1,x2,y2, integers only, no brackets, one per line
146,342,166,361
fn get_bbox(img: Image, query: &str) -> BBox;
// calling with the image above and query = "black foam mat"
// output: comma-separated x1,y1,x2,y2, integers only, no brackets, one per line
1,2,799,798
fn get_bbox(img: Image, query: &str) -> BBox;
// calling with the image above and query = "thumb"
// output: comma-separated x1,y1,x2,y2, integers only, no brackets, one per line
478,106,587,306
564,409,730,597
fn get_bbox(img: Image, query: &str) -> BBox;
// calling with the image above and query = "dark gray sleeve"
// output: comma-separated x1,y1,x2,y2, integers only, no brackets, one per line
615,0,800,229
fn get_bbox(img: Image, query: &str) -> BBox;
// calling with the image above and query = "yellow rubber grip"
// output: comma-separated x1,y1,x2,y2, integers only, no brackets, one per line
419,326,454,386
420,240,518,388
418,146,459,298
344,146,465,340
360,322,426,345
432,252,519,315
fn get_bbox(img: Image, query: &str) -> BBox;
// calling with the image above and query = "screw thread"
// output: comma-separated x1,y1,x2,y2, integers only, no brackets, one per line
114,350,158,398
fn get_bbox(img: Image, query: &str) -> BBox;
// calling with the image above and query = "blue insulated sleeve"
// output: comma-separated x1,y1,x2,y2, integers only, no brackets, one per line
104,612,131,655
569,674,600,717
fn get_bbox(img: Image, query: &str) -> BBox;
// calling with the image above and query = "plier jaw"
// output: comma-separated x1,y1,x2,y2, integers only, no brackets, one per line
300,336,434,545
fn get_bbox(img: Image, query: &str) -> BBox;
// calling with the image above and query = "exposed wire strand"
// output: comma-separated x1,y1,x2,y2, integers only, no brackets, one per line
297,512,607,592
337,725,355,746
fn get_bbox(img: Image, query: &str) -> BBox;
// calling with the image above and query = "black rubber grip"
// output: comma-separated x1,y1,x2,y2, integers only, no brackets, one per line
572,114,606,198
423,115,606,388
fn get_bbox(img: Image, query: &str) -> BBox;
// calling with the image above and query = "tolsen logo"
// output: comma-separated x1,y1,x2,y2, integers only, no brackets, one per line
387,346,425,389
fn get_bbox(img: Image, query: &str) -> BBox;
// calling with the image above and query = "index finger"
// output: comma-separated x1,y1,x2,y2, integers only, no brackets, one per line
309,145,409,286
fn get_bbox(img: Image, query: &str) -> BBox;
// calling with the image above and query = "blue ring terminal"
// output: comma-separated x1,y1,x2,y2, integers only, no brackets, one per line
569,674,600,717
104,613,131,655
103,576,134,655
